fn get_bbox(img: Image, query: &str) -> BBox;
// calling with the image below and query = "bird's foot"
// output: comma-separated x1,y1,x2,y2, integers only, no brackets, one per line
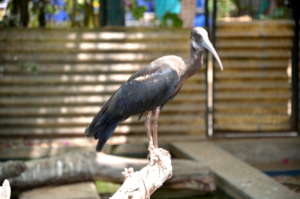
147,141,155,151
122,167,135,179
149,147,161,166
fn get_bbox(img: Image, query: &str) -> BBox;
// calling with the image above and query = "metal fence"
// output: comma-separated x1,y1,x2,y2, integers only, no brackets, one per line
0,21,298,159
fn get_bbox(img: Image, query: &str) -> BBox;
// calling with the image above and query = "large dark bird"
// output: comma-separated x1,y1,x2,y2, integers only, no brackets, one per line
86,27,223,151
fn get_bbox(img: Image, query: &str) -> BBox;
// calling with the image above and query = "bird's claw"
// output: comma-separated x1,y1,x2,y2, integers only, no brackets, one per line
122,167,135,179
149,148,161,165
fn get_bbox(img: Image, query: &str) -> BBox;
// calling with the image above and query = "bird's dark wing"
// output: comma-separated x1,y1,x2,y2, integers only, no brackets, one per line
128,65,161,82
85,64,180,151
108,64,180,118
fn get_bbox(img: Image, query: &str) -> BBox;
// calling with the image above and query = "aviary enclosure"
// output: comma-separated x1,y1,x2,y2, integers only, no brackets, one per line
0,0,299,199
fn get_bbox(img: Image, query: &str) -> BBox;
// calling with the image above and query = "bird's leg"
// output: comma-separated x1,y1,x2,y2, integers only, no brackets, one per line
145,111,154,150
151,107,160,148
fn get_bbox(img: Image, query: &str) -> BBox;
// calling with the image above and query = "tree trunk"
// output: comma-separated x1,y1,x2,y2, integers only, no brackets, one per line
1,151,215,194
0,161,26,183
38,0,46,28
100,0,125,26
20,0,30,27
180,0,196,28
70,0,78,27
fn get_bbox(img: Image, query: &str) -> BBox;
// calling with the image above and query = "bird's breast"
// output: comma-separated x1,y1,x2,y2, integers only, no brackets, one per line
151,55,186,77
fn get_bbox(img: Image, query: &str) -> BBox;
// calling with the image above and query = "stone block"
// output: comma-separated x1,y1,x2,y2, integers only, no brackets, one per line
20,182,100,199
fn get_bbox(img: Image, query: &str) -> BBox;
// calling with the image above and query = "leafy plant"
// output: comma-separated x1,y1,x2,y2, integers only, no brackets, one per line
126,0,147,20
217,0,237,18
45,3,58,15
131,5,146,20
160,12,182,28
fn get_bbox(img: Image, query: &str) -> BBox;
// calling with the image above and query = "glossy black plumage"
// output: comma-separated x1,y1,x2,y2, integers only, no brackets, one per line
85,62,181,151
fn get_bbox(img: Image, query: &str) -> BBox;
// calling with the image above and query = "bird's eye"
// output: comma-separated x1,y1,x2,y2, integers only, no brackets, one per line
192,33,202,43
196,35,203,43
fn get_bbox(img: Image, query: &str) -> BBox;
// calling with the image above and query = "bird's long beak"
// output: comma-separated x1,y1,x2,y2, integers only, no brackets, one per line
202,37,224,70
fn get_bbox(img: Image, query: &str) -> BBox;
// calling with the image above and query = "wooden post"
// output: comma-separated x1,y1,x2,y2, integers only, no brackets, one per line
290,0,299,132
180,0,196,28
100,0,125,26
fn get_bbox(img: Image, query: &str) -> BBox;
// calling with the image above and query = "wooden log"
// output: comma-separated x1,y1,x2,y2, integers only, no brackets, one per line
0,180,11,199
110,148,172,199
0,161,26,182
2,151,214,194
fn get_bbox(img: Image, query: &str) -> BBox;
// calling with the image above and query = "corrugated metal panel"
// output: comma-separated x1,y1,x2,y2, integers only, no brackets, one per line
214,20,293,133
0,28,206,151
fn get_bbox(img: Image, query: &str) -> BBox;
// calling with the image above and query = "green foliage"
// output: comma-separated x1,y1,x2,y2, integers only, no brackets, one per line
217,0,237,18
207,0,237,18
258,7,290,19
127,0,147,20
45,4,58,15
131,5,146,20
160,12,182,28
211,0,290,20
95,181,120,193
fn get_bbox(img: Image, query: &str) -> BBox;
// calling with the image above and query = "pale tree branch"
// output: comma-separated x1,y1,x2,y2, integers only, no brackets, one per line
0,151,214,194
110,147,173,199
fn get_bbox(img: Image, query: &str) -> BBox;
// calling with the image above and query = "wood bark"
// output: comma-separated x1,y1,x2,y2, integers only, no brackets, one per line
0,151,215,194
0,161,26,182
0,180,11,199
180,0,196,28
110,147,172,199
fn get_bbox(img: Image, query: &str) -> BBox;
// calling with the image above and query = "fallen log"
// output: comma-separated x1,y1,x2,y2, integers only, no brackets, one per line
0,180,11,199
0,161,26,182
1,151,215,193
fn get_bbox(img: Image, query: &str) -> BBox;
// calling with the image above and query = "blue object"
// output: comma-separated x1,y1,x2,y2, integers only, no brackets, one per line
194,14,205,27
49,10,69,22
196,0,204,7
51,0,66,7
137,0,154,12
46,0,69,23
154,0,181,19
194,0,205,27
264,169,300,177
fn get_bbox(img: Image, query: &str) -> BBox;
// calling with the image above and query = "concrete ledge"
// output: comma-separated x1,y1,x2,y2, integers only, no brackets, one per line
172,141,299,199
19,182,100,199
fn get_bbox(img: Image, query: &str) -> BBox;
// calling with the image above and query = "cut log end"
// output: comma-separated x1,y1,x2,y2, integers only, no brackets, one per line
0,179,11,199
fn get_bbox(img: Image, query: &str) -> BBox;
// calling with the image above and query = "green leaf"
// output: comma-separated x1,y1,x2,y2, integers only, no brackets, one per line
160,13,183,28
130,6,146,20
95,181,120,193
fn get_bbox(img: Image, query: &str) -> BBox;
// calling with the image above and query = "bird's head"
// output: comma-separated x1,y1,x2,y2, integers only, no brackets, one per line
191,27,223,70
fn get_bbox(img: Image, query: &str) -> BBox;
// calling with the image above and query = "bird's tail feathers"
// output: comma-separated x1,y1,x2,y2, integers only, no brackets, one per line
85,108,109,138
85,111,119,151
95,122,118,151
85,102,111,137
85,126,94,137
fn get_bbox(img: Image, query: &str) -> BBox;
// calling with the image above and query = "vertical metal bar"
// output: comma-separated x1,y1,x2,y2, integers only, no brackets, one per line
204,0,217,137
204,0,210,137
212,0,217,44
211,0,217,135
204,0,209,30
291,4,299,132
